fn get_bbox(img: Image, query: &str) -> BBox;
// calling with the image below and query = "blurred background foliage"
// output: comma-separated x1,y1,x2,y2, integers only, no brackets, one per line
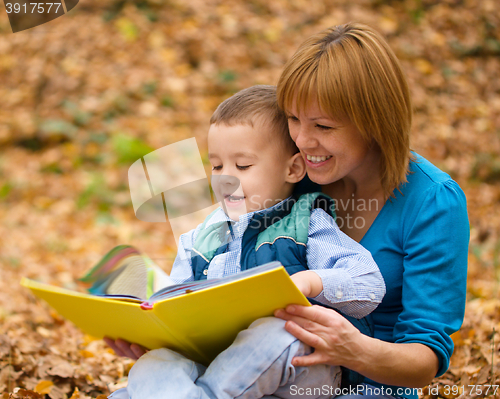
0,0,499,397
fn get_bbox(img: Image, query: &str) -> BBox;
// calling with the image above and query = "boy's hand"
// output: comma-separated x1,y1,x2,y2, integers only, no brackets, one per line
291,271,323,298
103,337,148,360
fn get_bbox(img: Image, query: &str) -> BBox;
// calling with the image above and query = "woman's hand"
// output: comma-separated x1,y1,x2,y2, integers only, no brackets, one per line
103,337,148,360
275,304,439,388
274,304,366,370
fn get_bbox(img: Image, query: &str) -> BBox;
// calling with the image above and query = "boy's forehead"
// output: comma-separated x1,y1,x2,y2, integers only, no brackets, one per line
208,120,278,148
208,150,258,159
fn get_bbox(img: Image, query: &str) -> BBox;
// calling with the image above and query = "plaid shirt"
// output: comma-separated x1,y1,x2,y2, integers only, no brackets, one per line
169,198,385,318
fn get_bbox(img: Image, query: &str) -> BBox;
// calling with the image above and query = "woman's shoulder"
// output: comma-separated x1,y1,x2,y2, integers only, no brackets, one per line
385,152,468,231
400,152,465,200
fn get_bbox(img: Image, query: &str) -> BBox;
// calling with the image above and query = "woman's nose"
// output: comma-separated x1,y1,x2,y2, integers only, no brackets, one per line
294,125,317,149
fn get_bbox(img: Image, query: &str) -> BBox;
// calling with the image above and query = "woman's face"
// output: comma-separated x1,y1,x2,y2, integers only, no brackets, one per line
286,99,377,186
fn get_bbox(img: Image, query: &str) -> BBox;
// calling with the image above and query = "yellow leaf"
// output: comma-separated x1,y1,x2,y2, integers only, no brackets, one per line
379,16,398,35
415,59,434,75
79,349,95,358
115,18,139,42
34,380,54,394
450,331,463,346
69,387,80,399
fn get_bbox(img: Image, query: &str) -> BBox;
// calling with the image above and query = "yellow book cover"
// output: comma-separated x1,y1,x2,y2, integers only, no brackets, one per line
21,262,310,365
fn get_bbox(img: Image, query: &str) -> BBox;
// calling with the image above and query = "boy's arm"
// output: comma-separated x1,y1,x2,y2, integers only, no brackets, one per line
290,271,323,298
304,208,386,319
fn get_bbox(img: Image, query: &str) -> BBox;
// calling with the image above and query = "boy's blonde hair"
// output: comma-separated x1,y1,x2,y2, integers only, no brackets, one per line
277,22,414,197
210,85,298,155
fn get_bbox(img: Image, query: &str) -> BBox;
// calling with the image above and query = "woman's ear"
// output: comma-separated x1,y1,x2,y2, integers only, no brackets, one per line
285,152,306,183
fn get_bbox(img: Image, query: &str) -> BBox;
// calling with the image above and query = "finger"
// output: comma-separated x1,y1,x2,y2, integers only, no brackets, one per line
130,343,148,359
103,337,127,357
285,304,342,327
115,338,139,359
284,320,326,349
274,308,315,326
291,351,330,367
276,308,331,335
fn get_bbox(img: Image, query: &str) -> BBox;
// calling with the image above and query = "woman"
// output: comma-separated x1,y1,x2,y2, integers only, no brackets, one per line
273,22,469,398
108,22,469,399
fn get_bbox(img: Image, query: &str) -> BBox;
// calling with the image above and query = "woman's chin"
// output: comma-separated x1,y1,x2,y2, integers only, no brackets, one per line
306,168,337,186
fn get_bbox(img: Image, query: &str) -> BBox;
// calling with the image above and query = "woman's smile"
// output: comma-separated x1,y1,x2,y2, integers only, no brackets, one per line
305,154,333,166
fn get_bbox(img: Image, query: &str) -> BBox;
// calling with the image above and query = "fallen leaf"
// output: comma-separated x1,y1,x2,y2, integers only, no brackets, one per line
47,361,74,378
17,388,43,398
69,387,80,399
34,380,53,394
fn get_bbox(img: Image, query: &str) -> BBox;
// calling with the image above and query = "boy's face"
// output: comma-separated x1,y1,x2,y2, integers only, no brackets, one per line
208,122,295,220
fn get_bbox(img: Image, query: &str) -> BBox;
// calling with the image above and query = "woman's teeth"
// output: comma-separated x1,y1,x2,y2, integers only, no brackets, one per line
306,155,332,163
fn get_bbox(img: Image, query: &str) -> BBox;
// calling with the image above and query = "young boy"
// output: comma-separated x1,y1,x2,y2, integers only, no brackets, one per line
111,85,385,399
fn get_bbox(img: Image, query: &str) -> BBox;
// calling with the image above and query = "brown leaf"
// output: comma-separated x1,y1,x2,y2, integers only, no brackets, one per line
16,389,43,399
48,385,68,399
47,361,74,378
475,365,490,384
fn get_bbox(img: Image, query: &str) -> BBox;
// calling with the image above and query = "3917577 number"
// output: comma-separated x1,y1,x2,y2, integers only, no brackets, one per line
5,3,61,13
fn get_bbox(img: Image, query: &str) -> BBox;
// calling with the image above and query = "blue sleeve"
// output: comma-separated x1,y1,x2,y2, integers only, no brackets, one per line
168,225,201,284
395,180,469,377
306,208,386,318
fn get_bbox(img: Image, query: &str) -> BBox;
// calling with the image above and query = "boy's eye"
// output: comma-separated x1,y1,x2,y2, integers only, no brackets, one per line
287,115,299,122
236,165,251,170
212,165,222,171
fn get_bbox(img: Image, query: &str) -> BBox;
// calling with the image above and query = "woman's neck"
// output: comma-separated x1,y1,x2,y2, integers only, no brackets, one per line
320,148,387,242
323,146,385,201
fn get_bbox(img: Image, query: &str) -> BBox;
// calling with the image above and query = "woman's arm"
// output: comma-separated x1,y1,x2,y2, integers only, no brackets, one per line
275,304,439,388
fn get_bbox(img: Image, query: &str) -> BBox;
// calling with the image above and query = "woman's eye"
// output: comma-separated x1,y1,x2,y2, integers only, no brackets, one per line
212,165,222,171
316,124,333,131
236,165,251,170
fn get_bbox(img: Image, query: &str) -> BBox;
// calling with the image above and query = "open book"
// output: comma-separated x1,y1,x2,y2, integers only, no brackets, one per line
21,262,310,365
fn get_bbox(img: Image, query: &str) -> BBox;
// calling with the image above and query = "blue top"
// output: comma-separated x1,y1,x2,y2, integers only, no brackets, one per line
361,154,469,396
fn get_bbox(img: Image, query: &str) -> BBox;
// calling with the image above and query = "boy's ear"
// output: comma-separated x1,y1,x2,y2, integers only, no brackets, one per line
285,153,306,183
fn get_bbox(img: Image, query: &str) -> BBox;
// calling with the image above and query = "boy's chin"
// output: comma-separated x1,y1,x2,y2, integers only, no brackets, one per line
224,208,246,221
222,203,249,222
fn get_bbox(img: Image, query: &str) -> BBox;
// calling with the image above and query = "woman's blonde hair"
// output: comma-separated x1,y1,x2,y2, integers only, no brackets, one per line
277,22,414,197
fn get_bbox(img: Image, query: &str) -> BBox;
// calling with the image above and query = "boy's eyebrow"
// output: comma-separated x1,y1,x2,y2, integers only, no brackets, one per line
233,151,258,159
208,152,258,159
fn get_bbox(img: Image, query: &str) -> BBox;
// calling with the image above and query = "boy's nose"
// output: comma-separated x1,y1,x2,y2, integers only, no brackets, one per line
211,175,240,194
220,175,239,187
